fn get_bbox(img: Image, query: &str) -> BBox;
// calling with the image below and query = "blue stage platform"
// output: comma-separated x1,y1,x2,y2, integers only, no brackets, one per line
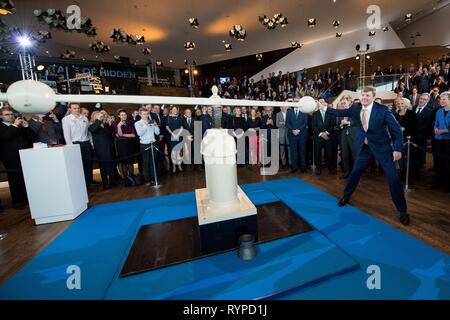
1,178,449,300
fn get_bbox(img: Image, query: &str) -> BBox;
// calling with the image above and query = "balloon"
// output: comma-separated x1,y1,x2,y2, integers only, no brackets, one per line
298,96,316,113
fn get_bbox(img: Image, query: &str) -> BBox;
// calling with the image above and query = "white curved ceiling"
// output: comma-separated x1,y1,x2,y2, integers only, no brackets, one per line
2,0,448,68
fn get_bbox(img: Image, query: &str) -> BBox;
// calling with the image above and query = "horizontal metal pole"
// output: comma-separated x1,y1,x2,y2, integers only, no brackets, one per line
51,94,303,108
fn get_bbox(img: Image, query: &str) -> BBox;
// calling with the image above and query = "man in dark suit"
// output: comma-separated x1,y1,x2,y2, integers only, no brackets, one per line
312,104,337,175
321,86,410,226
182,108,195,166
413,93,433,173
261,107,276,158
0,106,35,208
286,106,308,173
221,106,233,129
409,86,420,108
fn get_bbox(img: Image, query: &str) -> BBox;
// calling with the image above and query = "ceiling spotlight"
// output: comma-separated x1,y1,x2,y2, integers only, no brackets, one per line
35,30,52,42
60,50,75,59
383,26,389,32
356,55,360,60
184,59,188,65
184,41,195,50
193,69,198,75
184,69,189,74
291,41,303,49
369,31,376,37
256,53,263,61
113,55,121,61
110,28,127,42
366,55,371,60
405,13,412,22
192,60,197,66
224,43,232,51
156,60,163,66
89,40,110,53
333,20,340,28
142,47,151,55
0,0,15,15
259,13,288,30
35,64,45,72
127,34,145,45
336,32,342,38
355,44,361,51
229,25,247,41
307,18,316,28
189,18,199,29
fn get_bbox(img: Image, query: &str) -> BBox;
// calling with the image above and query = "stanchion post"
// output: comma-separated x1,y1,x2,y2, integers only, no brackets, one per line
311,136,316,173
404,136,414,193
150,142,161,189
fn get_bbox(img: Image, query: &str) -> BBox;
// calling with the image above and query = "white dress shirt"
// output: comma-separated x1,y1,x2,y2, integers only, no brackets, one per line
134,119,160,144
360,102,374,130
62,114,92,145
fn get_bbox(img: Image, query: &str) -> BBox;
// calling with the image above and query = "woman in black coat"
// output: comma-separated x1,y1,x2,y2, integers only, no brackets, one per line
89,111,117,189
395,98,418,183
232,107,247,165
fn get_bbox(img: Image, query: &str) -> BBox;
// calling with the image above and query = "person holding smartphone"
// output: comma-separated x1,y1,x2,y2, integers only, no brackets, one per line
134,107,160,186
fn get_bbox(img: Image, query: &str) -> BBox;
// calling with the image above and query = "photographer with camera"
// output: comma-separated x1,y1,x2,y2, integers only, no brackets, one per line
89,110,117,190
28,112,63,145
0,106,35,209
135,107,160,186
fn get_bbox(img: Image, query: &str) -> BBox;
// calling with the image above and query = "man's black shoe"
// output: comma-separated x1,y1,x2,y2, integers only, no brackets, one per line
399,212,410,226
337,197,349,207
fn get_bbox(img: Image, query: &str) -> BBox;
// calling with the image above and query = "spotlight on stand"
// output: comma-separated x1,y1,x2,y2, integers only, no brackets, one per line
333,20,340,28
255,53,263,61
336,32,342,38
224,43,232,51
405,13,412,22
369,31,376,37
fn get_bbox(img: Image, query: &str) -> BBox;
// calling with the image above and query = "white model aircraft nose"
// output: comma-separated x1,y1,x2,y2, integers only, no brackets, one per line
6,80,56,114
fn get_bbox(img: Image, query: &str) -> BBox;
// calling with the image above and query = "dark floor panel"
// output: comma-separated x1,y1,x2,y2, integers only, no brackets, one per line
120,201,313,277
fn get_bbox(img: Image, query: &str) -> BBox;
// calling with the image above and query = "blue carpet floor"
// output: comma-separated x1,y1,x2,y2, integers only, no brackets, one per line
1,178,449,300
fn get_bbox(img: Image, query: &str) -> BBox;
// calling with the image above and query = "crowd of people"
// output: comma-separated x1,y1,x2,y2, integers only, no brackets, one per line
0,52,449,212
198,53,450,101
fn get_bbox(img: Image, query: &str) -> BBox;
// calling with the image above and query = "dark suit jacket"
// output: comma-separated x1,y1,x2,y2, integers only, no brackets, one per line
221,112,233,129
286,109,308,138
413,106,433,140
312,111,336,138
325,102,403,159
182,116,195,136
0,123,34,162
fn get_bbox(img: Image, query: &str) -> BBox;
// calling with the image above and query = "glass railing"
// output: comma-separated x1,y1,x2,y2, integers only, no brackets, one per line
356,74,404,92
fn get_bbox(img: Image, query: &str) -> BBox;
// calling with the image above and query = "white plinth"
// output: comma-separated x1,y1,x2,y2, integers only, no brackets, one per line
19,144,88,225
195,186,257,226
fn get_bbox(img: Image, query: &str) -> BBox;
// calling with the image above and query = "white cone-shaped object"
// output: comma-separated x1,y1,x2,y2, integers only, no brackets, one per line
201,129,238,208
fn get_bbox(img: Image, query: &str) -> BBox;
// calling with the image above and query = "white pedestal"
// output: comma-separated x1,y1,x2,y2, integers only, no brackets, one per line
196,186,257,225
19,144,88,225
